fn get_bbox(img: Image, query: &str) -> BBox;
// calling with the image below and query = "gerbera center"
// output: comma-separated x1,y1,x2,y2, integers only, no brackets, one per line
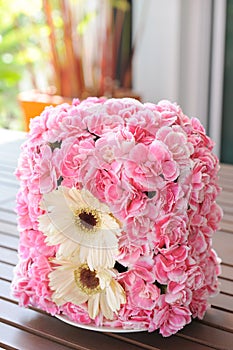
74,208,100,232
74,264,100,295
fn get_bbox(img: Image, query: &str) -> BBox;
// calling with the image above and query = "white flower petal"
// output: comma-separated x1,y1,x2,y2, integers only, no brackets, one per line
86,247,118,270
56,239,79,259
67,187,88,207
106,284,119,312
49,261,88,306
97,269,112,289
49,265,76,305
39,215,66,246
99,292,114,320
39,186,122,269
88,293,100,319
65,289,88,306
92,229,118,249
110,279,126,308
48,260,126,320
77,189,110,213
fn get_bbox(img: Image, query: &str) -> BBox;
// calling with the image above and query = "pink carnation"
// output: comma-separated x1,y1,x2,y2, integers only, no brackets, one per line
12,97,222,337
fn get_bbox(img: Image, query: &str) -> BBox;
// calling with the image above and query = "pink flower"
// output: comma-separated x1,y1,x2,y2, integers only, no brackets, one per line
165,281,192,306
189,117,214,150
84,106,124,136
13,97,222,335
188,228,208,257
18,229,56,259
121,257,160,310
150,295,192,336
145,100,178,126
131,256,157,282
93,127,135,167
201,249,221,296
118,234,151,265
36,145,58,194
124,142,167,190
157,182,184,214
56,137,95,179
124,215,154,247
128,125,155,145
127,277,160,310
16,189,32,230
87,168,120,203
159,304,192,337
11,257,33,307
157,125,193,168
127,108,161,137
190,287,209,319
186,265,205,290
154,214,188,248
154,245,189,284
62,302,92,324
206,203,223,232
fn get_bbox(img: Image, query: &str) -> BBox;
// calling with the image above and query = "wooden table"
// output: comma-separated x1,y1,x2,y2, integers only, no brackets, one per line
0,130,232,350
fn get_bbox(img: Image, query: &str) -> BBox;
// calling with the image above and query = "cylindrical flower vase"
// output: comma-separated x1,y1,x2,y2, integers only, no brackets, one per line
12,97,222,337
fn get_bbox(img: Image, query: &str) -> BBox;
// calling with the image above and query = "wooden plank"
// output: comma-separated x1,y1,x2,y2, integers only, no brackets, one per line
219,180,233,188
0,222,18,238
0,279,20,303
0,211,17,225
0,247,18,266
219,172,233,179
0,322,75,350
0,187,18,205
218,204,233,216
0,283,224,350
0,299,146,350
221,214,233,226
221,186,233,193
0,163,17,173
211,293,233,313
0,132,24,160
0,200,17,212
219,163,233,174
219,175,233,184
218,192,233,206
220,181,233,189
213,231,233,266
178,321,233,350
0,261,14,282
221,265,233,281
219,278,233,295
219,222,233,234
0,177,18,188
202,308,233,332
0,233,19,250
111,327,217,350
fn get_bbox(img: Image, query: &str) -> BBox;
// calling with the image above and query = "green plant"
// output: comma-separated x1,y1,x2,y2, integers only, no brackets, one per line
0,0,132,129
0,0,48,129
42,0,132,98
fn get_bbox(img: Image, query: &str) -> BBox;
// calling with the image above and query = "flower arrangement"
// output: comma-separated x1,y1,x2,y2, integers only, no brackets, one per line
12,97,222,337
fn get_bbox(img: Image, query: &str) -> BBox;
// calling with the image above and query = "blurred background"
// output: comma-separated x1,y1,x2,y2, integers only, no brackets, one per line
0,0,232,163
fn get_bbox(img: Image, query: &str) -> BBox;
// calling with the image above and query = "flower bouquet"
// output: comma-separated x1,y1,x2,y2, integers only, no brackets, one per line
12,97,222,336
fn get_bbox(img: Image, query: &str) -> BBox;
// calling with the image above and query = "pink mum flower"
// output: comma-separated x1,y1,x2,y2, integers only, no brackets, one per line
12,97,222,336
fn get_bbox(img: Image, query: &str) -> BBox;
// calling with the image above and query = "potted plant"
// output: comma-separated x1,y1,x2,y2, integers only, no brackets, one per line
19,0,139,131
0,0,48,129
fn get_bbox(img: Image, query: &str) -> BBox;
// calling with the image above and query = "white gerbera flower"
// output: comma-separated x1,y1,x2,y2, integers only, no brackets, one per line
49,259,126,320
38,187,121,269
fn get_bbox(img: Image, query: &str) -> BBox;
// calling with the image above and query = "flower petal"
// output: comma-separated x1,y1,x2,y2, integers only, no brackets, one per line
88,293,100,319
100,292,114,320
